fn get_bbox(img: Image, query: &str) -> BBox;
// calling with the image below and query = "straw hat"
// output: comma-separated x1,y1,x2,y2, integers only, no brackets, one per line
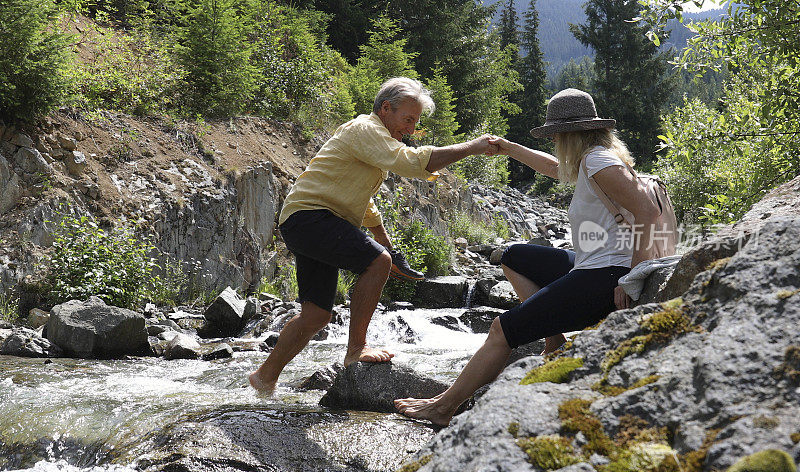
530,88,616,138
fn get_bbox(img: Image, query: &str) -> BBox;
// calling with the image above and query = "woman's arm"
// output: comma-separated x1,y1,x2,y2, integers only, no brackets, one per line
488,137,559,179
591,165,660,268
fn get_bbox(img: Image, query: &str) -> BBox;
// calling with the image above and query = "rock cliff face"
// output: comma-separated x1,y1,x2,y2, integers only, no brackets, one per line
0,110,570,299
400,176,800,472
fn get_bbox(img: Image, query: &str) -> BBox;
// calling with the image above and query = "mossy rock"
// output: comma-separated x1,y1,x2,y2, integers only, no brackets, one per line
520,357,584,385
726,449,796,472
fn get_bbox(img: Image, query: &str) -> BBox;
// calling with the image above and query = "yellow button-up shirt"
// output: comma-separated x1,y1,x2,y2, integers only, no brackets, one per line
278,113,437,228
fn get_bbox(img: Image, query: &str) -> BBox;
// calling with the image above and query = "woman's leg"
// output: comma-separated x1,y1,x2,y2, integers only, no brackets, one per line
501,245,574,354
394,317,511,426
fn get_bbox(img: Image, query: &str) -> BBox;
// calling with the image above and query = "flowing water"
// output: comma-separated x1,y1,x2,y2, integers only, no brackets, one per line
0,308,486,472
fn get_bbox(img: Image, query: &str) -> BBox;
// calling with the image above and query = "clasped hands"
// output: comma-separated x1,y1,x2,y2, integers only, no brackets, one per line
470,135,509,156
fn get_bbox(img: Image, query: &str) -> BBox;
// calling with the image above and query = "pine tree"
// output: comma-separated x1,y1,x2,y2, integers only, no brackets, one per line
571,0,673,166
506,0,549,186
0,0,73,122
176,0,258,117
420,67,460,146
347,15,419,115
498,0,519,54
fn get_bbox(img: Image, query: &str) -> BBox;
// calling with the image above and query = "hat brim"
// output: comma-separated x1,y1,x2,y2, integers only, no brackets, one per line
530,118,616,138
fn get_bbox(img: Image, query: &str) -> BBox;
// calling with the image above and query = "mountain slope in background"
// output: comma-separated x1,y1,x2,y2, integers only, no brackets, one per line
485,0,729,77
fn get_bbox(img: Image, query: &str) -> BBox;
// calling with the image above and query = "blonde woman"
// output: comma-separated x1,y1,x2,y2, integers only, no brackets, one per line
395,88,660,426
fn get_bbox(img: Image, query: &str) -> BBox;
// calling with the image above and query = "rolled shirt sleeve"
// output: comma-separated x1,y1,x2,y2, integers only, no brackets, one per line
362,198,383,228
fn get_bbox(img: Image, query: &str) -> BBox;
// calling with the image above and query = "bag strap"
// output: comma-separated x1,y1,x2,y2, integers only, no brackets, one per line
581,156,632,227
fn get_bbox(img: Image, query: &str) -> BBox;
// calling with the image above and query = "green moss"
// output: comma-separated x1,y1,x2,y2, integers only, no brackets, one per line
507,421,520,438
601,335,652,372
777,288,800,300
791,432,800,444
752,415,780,429
593,375,661,397
678,428,721,472
521,357,584,385
396,454,432,472
706,257,732,271
726,449,797,472
773,346,800,385
558,399,616,456
516,435,584,470
600,443,678,472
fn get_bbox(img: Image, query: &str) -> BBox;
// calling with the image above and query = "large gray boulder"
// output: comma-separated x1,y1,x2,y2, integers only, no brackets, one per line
1,327,63,358
201,287,257,337
413,276,469,308
488,281,519,309
401,216,800,471
46,297,150,358
460,306,505,333
320,362,449,413
164,333,201,360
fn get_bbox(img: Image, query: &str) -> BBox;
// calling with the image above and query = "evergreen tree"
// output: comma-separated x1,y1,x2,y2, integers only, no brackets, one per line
176,0,258,117
506,0,549,186
0,0,73,122
420,67,460,146
347,15,419,115
498,0,519,53
571,0,673,166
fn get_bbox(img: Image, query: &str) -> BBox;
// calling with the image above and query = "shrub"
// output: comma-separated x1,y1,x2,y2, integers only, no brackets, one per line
449,153,510,187
0,292,19,322
448,211,510,245
68,21,183,116
175,0,258,117
0,0,73,122
46,214,158,309
258,265,298,301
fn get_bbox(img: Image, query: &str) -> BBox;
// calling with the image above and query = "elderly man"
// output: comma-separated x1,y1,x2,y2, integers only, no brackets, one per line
249,77,496,392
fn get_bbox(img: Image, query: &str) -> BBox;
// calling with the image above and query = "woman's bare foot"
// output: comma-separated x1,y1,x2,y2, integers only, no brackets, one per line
248,371,277,394
344,345,394,367
541,333,567,355
394,397,454,426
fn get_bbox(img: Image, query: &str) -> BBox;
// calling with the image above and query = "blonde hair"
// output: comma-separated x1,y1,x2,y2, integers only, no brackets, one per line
553,128,634,183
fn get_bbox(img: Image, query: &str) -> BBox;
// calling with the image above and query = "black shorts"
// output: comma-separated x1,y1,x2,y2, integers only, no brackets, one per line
498,244,630,348
279,209,386,312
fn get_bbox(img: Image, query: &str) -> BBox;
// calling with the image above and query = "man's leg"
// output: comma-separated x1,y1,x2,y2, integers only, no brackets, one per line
249,301,331,392
394,317,511,425
344,250,394,367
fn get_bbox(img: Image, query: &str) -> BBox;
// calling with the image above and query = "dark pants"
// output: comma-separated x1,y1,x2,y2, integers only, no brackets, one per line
498,244,630,348
279,209,385,312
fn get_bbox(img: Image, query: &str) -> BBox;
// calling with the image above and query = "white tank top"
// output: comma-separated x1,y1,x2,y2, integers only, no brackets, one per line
568,146,634,270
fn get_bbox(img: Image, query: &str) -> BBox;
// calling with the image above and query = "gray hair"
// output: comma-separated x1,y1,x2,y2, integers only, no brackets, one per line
372,77,435,115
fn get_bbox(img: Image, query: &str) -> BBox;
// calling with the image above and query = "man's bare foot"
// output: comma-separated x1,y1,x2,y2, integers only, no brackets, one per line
541,333,568,355
248,371,277,394
344,345,394,367
394,397,453,426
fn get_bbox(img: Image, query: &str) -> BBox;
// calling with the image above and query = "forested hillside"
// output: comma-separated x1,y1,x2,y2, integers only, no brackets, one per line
486,0,729,77
1,0,798,225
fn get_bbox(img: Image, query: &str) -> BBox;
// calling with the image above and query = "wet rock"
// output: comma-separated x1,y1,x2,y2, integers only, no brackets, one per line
164,333,201,360
137,406,433,472
1,327,63,358
147,323,167,336
431,314,463,331
202,287,252,337
413,276,468,308
46,297,150,359
27,308,49,329
388,300,414,311
320,362,448,413
292,363,344,391
488,281,518,310
269,310,298,332
202,343,233,361
460,306,505,333
387,314,417,344
262,332,279,348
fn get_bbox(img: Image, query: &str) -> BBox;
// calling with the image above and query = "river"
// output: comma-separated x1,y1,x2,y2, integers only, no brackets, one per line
0,307,487,472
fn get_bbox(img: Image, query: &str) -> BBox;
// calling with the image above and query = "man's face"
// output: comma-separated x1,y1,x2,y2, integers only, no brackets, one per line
377,99,423,141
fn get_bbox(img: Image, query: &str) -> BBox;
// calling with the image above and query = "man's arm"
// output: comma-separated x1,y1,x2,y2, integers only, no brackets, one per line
426,135,497,172
367,223,393,249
